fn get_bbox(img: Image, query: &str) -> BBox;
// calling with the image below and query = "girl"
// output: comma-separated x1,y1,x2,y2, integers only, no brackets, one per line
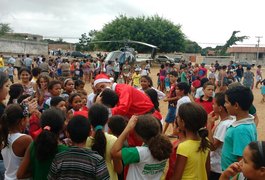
207,92,234,179
111,114,172,180
172,103,211,180
217,65,228,92
61,78,75,101
195,81,215,114
36,75,51,111
139,75,165,100
0,104,32,180
17,108,68,180
255,65,262,88
122,60,131,84
220,141,265,180
8,83,24,105
43,80,62,110
243,66,254,89
19,68,36,96
68,93,82,114
74,79,85,92
86,104,122,180
261,80,265,103
50,96,67,113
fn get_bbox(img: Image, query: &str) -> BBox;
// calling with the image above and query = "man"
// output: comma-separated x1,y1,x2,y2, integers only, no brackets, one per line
23,54,33,70
94,73,155,146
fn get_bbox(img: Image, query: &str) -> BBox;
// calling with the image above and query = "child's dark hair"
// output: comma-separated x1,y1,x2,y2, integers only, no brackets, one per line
75,79,85,89
0,104,26,148
88,104,109,158
225,86,253,111
67,115,90,143
135,115,172,161
141,75,153,87
8,83,24,105
36,75,50,89
31,67,41,77
18,68,32,80
48,80,62,91
214,92,227,112
50,96,65,107
99,88,119,108
160,64,164,69
108,115,128,137
200,78,209,87
34,108,65,161
248,141,265,169
176,82,190,95
0,71,9,89
178,103,211,152
203,81,214,89
68,93,81,105
17,94,31,104
169,71,178,77
145,88,160,111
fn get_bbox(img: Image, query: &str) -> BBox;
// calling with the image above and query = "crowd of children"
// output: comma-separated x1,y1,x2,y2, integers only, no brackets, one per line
0,53,264,180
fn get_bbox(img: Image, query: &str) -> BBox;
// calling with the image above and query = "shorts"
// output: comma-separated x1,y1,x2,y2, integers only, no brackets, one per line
256,75,262,82
160,76,165,82
166,86,170,92
165,105,176,123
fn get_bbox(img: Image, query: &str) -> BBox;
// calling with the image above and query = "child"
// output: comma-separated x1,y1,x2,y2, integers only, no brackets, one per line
163,71,178,135
44,80,62,109
165,74,170,93
140,75,165,100
78,90,88,111
50,96,67,113
108,115,128,137
95,88,119,108
261,80,265,103
159,64,167,92
0,104,32,180
31,67,41,83
175,82,191,116
74,79,85,91
18,68,35,96
7,83,24,105
220,141,265,180
86,104,122,180
172,102,211,179
6,63,15,83
145,88,163,121
111,114,172,180
255,65,262,88
243,66,254,89
221,86,257,171
68,93,82,113
17,108,69,179
157,73,161,90
207,92,234,179
61,78,75,101
48,115,110,179
195,81,215,114
36,75,51,111
131,68,141,88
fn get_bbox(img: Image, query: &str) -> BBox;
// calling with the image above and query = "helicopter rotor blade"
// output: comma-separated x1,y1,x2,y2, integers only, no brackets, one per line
89,40,158,49
127,40,159,49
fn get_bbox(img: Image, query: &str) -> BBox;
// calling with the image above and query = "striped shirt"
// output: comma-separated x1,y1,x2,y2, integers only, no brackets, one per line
48,147,110,180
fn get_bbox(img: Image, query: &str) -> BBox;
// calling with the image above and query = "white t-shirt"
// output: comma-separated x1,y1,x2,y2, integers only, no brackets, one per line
176,96,191,115
210,118,235,173
122,146,167,180
87,93,96,108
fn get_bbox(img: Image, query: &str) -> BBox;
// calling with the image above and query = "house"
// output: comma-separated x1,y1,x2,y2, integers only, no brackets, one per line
227,47,265,61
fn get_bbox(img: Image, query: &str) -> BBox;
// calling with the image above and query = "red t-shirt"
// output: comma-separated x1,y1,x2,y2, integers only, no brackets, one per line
195,97,213,114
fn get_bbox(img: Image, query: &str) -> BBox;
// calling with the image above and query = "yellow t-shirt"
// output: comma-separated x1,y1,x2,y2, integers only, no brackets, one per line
86,133,118,180
132,73,141,87
0,57,4,68
176,140,209,180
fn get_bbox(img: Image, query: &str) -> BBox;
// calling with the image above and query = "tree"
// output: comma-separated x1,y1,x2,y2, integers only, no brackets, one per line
82,15,186,53
219,31,248,55
76,30,98,51
184,40,202,53
0,23,13,36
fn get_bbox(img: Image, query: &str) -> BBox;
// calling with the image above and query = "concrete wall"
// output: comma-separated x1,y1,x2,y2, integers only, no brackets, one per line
0,38,48,55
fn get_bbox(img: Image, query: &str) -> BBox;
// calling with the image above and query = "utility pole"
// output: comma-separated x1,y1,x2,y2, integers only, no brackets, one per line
255,36,263,62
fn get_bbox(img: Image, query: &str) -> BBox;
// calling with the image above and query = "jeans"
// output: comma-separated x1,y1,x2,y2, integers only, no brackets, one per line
235,76,242,82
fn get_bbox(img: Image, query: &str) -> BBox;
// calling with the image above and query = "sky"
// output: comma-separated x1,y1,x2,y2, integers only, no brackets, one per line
1,0,265,48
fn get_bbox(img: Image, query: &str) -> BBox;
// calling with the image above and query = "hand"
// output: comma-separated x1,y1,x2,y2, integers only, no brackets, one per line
163,98,168,102
125,115,138,132
221,162,241,179
27,98,38,114
207,111,218,126
95,92,103,104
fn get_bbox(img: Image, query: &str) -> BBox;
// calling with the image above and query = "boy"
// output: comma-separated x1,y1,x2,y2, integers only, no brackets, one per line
175,82,191,116
131,68,141,88
44,80,62,109
221,86,257,171
163,71,178,135
48,115,110,179
6,63,15,83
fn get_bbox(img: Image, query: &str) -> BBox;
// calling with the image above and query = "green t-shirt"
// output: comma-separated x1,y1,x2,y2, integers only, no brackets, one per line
29,142,68,180
249,104,256,115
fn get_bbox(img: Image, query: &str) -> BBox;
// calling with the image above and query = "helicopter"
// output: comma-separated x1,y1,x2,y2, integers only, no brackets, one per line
89,40,159,64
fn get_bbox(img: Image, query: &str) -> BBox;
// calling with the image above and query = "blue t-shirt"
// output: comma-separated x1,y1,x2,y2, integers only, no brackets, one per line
165,77,170,88
221,117,257,170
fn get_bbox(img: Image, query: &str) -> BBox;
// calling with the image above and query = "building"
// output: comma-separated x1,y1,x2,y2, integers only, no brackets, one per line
7,33,43,41
227,47,265,61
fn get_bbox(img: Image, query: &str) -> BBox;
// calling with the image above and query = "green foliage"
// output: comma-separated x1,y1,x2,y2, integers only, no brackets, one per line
43,38,68,44
219,31,248,55
184,40,202,53
78,15,187,53
0,23,13,36
76,30,97,51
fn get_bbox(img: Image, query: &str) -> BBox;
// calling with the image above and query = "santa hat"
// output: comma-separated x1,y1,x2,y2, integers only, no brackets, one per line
94,73,111,87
